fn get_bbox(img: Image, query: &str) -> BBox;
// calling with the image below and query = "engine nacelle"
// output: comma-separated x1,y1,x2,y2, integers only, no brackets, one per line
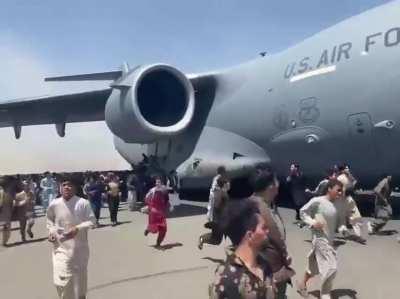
105,64,195,143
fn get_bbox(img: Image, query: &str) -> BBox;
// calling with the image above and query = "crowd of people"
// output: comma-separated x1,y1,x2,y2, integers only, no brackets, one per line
1,172,93,244
205,163,397,299
0,161,397,299
0,166,177,243
0,167,176,299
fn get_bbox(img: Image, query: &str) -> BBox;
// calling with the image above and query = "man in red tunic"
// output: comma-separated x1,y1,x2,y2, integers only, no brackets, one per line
144,177,170,248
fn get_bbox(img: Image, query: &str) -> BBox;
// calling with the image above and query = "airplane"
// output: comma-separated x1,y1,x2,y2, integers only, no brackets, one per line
1,1,400,193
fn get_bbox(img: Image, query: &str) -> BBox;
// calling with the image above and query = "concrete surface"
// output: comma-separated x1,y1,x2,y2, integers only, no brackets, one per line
1,197,400,299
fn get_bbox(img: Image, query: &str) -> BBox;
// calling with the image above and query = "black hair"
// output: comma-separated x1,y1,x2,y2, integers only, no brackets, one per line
219,199,261,246
59,174,81,187
249,166,276,193
216,166,226,175
337,163,348,172
326,178,343,192
326,168,336,177
152,175,165,184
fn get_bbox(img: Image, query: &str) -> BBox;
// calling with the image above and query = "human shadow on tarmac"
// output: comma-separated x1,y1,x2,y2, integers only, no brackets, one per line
151,242,183,251
167,204,207,219
336,235,367,245
374,229,398,236
202,257,225,265
304,239,347,248
309,288,357,298
94,221,132,229
88,265,208,292
4,236,48,248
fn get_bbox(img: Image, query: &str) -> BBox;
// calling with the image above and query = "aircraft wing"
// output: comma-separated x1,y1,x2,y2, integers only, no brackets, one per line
0,88,112,128
0,64,217,142
0,64,211,130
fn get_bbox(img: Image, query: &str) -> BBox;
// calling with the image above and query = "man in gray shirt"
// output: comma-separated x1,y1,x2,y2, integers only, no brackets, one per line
297,179,343,299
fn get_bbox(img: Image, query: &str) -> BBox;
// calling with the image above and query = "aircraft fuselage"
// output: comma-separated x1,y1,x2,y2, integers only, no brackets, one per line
181,2,400,188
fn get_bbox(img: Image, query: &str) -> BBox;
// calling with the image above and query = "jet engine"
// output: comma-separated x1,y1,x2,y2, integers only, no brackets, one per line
105,64,195,143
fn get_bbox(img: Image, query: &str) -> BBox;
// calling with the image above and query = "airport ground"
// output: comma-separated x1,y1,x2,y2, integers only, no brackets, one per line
1,196,400,299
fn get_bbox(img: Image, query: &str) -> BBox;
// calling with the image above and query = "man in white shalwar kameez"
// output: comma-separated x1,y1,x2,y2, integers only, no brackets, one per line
336,166,366,244
47,177,95,299
297,179,343,299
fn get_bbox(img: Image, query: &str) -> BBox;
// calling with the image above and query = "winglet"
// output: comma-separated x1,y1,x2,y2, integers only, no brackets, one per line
121,62,130,74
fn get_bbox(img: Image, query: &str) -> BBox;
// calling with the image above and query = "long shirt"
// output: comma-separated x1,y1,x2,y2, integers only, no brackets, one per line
0,189,14,224
46,196,95,284
336,174,361,227
300,196,338,245
107,181,120,197
209,175,221,195
40,177,58,197
126,174,138,191
85,182,105,204
374,178,392,205
15,191,35,218
337,173,356,196
287,172,307,206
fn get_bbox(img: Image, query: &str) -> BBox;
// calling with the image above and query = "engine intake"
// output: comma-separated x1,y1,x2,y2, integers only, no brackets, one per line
105,64,195,143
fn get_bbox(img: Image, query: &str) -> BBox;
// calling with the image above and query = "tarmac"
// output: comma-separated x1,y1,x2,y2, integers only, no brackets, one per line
1,196,400,299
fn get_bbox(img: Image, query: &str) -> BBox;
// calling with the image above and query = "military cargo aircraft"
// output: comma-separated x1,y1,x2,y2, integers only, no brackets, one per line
1,1,400,190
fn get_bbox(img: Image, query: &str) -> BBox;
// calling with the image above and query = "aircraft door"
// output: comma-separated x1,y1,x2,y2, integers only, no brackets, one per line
347,113,377,166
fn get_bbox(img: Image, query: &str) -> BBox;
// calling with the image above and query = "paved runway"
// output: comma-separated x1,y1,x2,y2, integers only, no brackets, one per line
1,197,400,299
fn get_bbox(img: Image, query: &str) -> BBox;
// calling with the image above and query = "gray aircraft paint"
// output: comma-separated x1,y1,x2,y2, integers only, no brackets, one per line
178,1,400,187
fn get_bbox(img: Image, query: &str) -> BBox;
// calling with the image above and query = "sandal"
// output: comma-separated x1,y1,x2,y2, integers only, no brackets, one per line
296,280,308,298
